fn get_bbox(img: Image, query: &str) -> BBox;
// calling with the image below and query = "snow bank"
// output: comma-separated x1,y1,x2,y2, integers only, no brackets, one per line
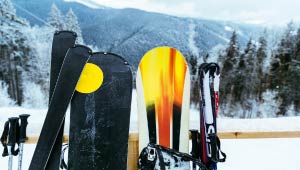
1,105,299,135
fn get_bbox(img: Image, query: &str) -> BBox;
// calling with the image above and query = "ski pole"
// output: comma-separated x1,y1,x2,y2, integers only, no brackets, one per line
7,117,19,170
190,129,200,159
190,130,200,170
18,114,30,170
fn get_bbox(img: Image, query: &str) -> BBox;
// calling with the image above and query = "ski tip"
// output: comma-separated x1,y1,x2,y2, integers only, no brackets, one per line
8,117,19,121
19,114,30,118
92,52,131,66
73,45,93,54
54,30,78,37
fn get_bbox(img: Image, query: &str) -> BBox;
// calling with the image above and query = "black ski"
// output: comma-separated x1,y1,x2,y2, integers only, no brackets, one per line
29,45,92,170
198,63,226,170
47,31,77,170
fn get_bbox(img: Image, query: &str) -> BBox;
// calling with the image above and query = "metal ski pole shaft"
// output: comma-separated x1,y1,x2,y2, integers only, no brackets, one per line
18,114,30,170
7,117,19,170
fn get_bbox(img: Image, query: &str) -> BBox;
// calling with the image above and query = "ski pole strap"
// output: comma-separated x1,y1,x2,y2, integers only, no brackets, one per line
60,144,68,170
208,134,226,163
1,121,9,157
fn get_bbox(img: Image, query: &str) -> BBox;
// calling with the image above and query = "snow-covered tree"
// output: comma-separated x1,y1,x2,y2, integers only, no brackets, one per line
0,80,15,106
22,81,47,108
267,23,300,115
277,21,295,54
0,0,16,18
219,31,240,116
235,39,258,117
256,36,268,100
294,27,300,61
224,31,239,68
48,4,65,30
65,8,83,43
0,0,30,105
22,26,54,104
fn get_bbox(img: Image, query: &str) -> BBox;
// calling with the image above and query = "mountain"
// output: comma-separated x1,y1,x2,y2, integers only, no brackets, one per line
12,0,264,67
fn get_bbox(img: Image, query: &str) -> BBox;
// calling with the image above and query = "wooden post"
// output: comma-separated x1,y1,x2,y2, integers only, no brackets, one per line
127,133,139,170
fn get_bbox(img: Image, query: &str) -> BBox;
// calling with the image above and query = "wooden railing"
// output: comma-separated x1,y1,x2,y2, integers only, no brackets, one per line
25,131,300,170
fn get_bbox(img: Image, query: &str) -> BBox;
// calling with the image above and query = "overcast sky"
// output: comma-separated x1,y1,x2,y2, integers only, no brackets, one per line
69,0,300,26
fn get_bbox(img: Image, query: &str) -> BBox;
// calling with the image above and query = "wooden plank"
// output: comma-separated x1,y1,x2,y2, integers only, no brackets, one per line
25,131,300,144
218,131,300,139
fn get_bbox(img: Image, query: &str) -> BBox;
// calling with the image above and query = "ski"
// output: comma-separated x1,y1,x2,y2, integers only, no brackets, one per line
47,31,77,170
198,63,226,170
28,45,92,170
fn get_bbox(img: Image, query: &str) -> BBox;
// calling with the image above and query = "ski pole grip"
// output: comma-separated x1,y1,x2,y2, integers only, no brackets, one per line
19,114,30,143
7,117,19,146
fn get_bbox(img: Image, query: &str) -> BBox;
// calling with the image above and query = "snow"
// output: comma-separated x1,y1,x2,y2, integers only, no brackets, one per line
22,81,47,108
0,81,15,107
64,0,107,9
224,26,233,32
188,20,200,58
218,138,300,170
0,90,299,169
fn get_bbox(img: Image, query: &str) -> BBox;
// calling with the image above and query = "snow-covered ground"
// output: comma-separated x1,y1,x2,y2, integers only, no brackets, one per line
0,90,299,169
1,138,299,170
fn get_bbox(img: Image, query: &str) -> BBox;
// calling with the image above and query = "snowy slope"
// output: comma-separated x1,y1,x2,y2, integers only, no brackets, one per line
12,0,264,66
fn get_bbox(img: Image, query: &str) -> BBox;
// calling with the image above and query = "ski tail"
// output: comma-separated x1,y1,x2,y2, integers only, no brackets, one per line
198,63,226,170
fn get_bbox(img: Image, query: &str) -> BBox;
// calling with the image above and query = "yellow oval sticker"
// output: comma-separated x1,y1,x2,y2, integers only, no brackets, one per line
75,63,103,93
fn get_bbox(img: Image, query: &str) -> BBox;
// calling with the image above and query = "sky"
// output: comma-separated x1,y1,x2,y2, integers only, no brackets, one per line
66,0,300,26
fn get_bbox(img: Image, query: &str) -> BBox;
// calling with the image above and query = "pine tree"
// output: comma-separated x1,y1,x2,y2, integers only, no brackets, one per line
232,39,257,117
188,55,198,75
268,22,297,115
0,0,16,18
294,27,300,61
48,4,64,30
236,39,256,99
223,31,239,71
65,8,83,43
188,54,199,106
219,31,240,116
288,27,300,113
0,0,29,105
256,36,268,100
278,21,295,54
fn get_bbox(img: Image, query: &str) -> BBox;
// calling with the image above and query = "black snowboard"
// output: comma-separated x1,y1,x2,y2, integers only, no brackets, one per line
68,52,133,170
